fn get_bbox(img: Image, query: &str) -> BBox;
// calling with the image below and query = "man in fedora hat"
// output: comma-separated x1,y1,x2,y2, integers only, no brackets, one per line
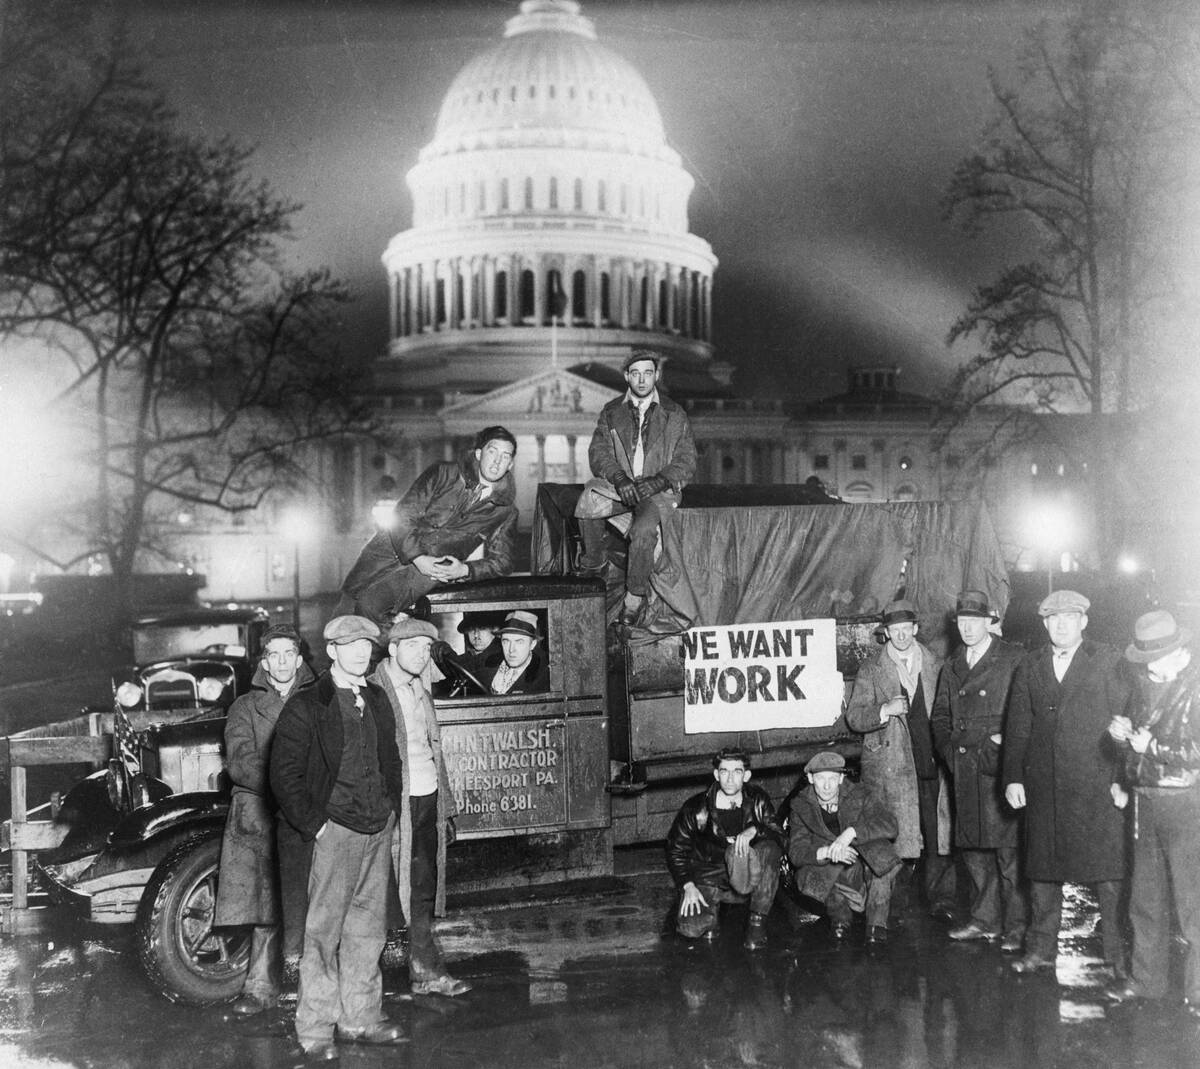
666,747,784,950
370,615,470,999
787,750,901,944
846,599,954,922
932,589,1027,950
456,613,500,678
270,615,407,1056
573,348,697,628
1107,610,1200,1016
1003,590,1133,976
485,610,550,695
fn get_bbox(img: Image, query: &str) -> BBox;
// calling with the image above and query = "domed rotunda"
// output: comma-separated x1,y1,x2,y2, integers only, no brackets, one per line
379,0,719,398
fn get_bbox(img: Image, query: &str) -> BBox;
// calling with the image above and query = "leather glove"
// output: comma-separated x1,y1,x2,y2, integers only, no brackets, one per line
635,473,671,499
612,472,640,508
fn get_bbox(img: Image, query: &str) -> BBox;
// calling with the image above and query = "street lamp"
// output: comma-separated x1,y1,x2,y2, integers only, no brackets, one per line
279,508,313,631
1024,501,1075,596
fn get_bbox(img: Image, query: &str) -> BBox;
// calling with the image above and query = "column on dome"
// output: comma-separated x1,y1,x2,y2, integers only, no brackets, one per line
664,263,676,333
414,263,425,332
701,276,711,341
533,254,545,326
447,258,460,329
591,256,602,328
483,258,495,326
388,272,397,340
618,261,631,328
678,267,690,336
431,259,442,332
646,264,659,330
535,435,547,484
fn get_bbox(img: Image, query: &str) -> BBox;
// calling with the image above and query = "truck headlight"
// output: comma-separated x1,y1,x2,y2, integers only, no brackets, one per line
115,682,143,708
197,677,226,703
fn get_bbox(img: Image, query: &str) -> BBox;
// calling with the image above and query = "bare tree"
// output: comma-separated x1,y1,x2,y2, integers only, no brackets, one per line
0,0,376,607
941,2,1200,563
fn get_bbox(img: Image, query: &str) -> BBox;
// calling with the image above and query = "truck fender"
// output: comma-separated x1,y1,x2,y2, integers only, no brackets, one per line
108,791,229,850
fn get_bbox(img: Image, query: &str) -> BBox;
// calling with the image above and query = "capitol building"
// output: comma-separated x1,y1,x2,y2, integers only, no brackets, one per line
362,0,790,526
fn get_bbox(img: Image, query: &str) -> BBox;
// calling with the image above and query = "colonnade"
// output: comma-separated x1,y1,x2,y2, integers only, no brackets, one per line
389,254,712,342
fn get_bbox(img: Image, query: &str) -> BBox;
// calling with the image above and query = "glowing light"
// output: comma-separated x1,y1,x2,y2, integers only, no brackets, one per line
1117,554,1139,575
372,498,399,530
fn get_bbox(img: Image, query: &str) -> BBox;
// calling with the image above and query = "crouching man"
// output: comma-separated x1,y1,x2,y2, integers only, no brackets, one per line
787,751,901,945
665,748,784,950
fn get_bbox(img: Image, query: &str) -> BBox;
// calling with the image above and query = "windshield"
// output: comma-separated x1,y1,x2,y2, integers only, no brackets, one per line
132,622,247,664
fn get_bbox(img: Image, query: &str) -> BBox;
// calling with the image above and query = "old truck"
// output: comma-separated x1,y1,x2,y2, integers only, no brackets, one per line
2,487,1009,1002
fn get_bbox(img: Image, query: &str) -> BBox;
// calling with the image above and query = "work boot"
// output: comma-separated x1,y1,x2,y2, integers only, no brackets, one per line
744,913,767,951
229,992,271,1017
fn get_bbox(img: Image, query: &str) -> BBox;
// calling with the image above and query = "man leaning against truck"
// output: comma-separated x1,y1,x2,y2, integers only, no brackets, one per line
214,623,315,1017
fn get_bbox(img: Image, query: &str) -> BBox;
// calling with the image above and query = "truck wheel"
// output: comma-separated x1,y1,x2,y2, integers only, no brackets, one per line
134,832,249,1005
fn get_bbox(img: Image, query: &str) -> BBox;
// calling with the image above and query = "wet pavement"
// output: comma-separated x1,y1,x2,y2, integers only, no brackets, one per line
2,852,1199,1069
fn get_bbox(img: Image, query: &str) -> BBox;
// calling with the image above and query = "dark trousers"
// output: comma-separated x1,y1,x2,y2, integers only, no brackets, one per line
1129,787,1200,1001
407,791,442,980
825,865,898,930
1026,878,1125,965
243,924,280,1002
917,777,956,911
676,839,781,938
962,846,1026,939
339,532,437,628
579,493,667,597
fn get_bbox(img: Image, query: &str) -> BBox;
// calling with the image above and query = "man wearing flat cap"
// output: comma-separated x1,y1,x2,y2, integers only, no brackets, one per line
931,589,1027,949
1107,610,1200,1016
215,624,315,1017
270,616,407,1055
574,349,697,628
370,615,470,998
1003,590,1132,975
484,610,550,695
787,750,901,944
666,747,784,950
846,599,953,923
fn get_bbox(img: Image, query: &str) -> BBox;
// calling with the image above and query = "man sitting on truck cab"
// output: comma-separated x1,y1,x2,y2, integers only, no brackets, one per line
574,349,697,628
665,748,784,950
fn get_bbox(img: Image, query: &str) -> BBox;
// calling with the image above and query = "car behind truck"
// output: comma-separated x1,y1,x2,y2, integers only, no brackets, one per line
2,488,1009,1003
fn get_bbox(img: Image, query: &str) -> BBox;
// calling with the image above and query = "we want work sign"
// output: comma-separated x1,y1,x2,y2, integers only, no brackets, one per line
683,619,843,734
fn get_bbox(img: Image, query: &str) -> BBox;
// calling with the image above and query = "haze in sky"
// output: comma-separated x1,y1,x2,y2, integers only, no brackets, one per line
125,0,1075,401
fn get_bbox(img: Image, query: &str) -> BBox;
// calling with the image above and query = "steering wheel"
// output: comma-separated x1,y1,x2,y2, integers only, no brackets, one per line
432,643,488,698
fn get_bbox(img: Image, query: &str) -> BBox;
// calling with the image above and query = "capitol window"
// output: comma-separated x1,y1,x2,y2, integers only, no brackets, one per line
573,178,583,210
597,181,607,213
549,178,558,209
524,177,534,210
499,178,509,211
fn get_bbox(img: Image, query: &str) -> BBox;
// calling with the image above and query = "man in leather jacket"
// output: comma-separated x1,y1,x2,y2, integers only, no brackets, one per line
1107,610,1200,1016
665,748,783,950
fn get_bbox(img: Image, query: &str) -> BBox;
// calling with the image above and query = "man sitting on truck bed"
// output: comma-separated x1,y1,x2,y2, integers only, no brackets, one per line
574,349,696,628
666,748,784,950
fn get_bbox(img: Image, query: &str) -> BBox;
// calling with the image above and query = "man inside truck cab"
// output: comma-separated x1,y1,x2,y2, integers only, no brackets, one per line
574,349,697,628
485,610,550,695
339,425,519,630
665,748,784,951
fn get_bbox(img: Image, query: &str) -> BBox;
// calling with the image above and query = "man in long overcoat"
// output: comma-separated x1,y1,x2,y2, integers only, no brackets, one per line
214,624,315,1016
931,589,1027,949
371,615,470,997
845,598,953,920
1002,589,1132,974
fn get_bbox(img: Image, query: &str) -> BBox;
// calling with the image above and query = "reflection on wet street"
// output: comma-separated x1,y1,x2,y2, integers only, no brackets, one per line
2,867,1198,1069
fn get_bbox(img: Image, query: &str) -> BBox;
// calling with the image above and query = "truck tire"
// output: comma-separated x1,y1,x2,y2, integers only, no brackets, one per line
134,832,249,1005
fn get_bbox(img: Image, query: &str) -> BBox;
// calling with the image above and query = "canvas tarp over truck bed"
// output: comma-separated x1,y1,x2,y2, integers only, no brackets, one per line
533,485,1010,794
532,485,1010,655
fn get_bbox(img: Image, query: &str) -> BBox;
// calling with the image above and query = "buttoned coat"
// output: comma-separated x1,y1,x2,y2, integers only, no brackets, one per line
214,660,316,927
787,780,900,904
931,638,1024,848
371,664,457,920
845,641,943,858
1002,640,1131,882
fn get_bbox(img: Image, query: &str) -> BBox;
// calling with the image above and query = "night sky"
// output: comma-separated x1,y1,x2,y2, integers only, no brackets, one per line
124,0,1078,402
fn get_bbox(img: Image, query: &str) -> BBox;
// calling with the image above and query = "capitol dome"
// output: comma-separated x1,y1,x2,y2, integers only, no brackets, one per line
379,0,718,398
